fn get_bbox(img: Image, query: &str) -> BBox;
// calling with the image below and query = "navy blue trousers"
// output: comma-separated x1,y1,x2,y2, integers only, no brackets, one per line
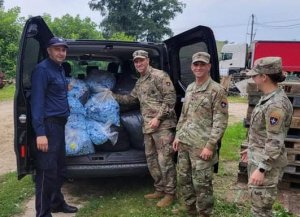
35,119,66,217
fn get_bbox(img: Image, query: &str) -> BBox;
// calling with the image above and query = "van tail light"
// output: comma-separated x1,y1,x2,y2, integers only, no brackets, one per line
21,145,26,158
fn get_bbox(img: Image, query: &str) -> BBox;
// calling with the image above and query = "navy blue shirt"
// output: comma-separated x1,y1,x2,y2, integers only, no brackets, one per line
31,58,69,136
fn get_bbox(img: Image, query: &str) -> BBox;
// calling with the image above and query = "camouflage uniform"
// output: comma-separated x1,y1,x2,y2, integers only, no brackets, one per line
246,57,293,217
176,77,228,216
114,65,177,195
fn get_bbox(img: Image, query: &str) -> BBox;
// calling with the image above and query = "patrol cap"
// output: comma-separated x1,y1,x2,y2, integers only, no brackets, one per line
192,52,210,64
246,57,283,76
133,50,148,60
47,37,68,48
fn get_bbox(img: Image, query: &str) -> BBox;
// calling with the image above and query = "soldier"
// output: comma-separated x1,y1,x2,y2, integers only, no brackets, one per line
173,52,228,217
113,50,177,208
241,57,293,217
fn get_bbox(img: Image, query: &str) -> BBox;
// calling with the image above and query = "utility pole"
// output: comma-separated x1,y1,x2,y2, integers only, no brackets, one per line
250,14,254,45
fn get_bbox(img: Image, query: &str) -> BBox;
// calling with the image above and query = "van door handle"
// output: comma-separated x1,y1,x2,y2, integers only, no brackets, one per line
19,114,27,124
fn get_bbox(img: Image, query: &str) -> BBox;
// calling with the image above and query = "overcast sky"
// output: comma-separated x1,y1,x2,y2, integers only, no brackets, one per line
4,0,300,43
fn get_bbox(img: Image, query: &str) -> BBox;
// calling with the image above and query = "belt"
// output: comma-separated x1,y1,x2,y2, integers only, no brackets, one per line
45,116,68,125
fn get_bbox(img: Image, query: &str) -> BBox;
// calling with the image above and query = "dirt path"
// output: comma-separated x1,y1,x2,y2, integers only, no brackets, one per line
0,101,16,175
0,100,247,217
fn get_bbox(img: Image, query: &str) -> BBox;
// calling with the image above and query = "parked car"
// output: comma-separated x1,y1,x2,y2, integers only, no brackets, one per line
14,16,220,179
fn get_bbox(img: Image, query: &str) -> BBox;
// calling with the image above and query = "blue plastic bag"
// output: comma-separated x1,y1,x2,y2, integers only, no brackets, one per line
85,89,120,126
68,78,89,104
65,125,95,156
66,114,86,130
86,119,118,145
68,96,86,115
86,70,116,92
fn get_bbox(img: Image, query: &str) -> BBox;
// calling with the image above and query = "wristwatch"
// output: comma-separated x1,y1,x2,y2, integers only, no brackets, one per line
258,168,265,173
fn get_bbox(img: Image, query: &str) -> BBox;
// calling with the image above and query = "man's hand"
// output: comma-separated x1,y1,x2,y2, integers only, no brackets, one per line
240,149,248,163
172,138,180,151
149,117,160,129
249,169,265,186
199,147,213,160
36,136,48,152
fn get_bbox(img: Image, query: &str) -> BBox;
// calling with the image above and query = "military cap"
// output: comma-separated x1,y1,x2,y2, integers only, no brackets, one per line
47,37,68,48
133,50,148,60
246,57,283,76
192,52,210,64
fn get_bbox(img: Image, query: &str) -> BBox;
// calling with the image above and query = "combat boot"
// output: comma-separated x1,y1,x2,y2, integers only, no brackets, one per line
156,194,175,208
144,191,164,199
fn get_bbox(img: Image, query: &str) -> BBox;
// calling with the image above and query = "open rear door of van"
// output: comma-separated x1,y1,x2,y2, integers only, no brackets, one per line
14,16,53,179
164,25,219,89
164,25,221,172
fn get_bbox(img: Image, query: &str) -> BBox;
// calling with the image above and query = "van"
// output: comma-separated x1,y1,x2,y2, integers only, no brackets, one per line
14,16,220,179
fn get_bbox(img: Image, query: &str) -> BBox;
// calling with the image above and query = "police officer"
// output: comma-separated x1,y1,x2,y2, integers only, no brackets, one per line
241,57,293,217
173,52,228,217
31,37,78,217
113,50,177,208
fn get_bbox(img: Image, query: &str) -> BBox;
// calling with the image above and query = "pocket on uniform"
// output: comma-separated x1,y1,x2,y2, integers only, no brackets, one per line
193,97,206,110
195,158,212,170
249,187,276,209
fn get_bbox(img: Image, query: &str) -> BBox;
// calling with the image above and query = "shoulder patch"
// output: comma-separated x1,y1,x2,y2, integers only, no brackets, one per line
221,100,227,108
269,111,281,126
266,108,284,133
270,116,279,126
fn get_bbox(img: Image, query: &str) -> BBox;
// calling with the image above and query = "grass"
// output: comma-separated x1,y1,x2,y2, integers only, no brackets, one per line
220,122,247,161
0,84,15,102
0,172,34,217
73,123,250,217
73,176,252,217
0,124,293,217
228,95,248,103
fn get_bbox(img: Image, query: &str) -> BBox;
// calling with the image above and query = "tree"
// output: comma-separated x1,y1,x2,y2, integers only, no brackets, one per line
0,7,23,78
88,0,185,42
42,14,104,40
109,32,135,41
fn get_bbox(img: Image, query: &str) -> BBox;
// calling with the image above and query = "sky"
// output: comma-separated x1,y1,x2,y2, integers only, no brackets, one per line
4,0,300,44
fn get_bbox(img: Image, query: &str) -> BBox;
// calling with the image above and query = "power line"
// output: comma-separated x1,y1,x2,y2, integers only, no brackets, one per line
211,17,300,29
256,22,300,29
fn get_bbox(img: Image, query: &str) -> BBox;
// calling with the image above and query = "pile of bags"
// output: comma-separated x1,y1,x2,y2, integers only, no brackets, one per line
65,70,144,156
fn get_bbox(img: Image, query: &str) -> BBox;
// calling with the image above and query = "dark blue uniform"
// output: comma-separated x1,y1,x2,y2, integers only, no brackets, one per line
31,58,69,217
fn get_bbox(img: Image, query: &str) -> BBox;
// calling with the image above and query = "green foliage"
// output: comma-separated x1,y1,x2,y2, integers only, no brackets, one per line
109,32,135,41
214,198,250,216
0,84,15,101
0,172,34,217
228,96,248,103
88,0,185,42
42,13,103,40
0,7,24,78
220,122,247,161
273,202,294,217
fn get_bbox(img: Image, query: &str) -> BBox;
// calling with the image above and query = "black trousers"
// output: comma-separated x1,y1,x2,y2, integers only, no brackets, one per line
35,117,67,217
